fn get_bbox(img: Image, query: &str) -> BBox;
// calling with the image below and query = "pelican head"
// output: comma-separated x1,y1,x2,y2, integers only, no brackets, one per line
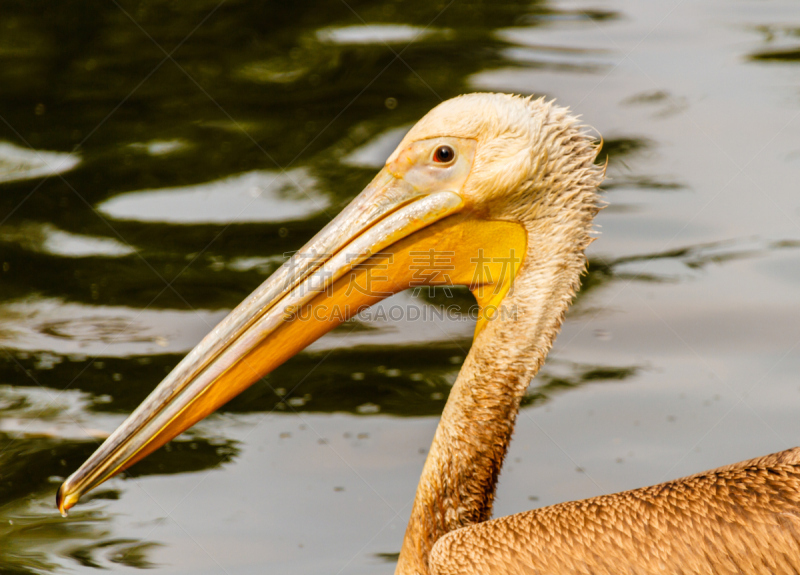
57,93,604,523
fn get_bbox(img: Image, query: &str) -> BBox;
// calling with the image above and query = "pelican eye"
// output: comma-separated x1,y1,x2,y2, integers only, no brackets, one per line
432,145,455,164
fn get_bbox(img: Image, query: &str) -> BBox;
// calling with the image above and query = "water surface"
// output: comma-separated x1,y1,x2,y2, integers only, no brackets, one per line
1,0,799,573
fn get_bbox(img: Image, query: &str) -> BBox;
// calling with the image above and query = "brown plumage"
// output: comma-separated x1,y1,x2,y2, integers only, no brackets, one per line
56,94,800,575
430,449,800,574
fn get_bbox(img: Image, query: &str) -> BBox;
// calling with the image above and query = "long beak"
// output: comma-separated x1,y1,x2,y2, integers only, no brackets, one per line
57,168,467,515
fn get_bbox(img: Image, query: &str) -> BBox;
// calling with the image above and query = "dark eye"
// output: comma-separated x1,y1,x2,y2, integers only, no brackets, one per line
433,145,455,163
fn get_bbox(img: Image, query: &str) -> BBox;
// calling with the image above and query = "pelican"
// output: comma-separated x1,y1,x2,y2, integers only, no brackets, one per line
58,93,800,574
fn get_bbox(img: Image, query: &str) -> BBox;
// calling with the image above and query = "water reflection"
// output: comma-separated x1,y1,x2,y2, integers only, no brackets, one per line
0,380,237,573
341,125,410,168
0,430,234,574
622,90,688,119
0,499,147,574
750,25,800,61
1,0,799,572
0,223,133,258
0,142,80,184
526,362,640,407
316,25,448,45
127,140,188,157
595,237,800,286
0,298,225,356
99,169,327,224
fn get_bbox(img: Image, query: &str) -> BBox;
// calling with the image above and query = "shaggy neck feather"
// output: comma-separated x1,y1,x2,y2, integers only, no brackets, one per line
395,205,594,575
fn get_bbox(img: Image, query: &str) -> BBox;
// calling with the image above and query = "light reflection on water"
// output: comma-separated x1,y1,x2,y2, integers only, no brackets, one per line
0,0,799,573
98,169,327,224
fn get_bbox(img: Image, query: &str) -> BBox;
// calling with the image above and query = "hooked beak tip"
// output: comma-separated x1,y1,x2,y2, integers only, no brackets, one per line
56,482,77,517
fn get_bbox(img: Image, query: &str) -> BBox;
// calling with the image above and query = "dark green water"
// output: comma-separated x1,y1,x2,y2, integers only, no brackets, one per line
1,1,799,573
